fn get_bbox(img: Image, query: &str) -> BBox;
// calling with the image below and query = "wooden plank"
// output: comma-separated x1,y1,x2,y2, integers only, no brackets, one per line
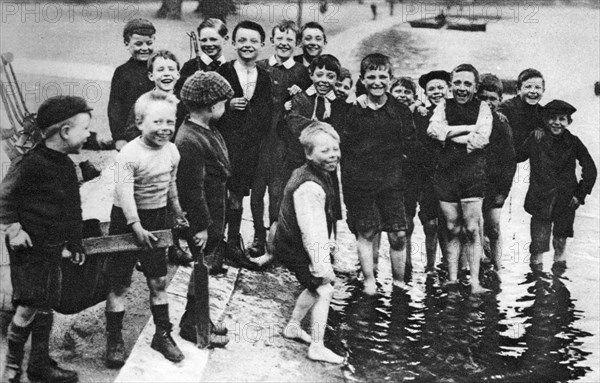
82,230,173,255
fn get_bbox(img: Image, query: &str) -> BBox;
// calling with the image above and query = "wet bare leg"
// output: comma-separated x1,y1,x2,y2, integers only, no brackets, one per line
283,288,315,344
439,201,461,288
308,284,344,364
462,199,489,295
389,230,409,290
357,229,378,295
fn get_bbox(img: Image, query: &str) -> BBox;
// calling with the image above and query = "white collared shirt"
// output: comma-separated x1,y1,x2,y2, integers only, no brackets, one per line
200,53,226,67
305,85,336,120
268,55,295,69
233,60,258,100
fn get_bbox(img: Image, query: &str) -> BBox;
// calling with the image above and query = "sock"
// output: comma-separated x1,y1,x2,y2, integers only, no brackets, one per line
226,208,243,242
151,304,171,331
106,311,125,334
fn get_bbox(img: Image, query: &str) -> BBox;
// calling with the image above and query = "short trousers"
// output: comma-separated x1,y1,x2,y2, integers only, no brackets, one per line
403,165,439,224
107,206,168,287
345,182,407,236
434,159,487,203
9,242,63,309
529,203,576,254
482,187,507,212
204,179,227,257
226,139,262,196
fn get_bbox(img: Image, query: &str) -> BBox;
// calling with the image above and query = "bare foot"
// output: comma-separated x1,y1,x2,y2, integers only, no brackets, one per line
363,280,377,295
308,344,344,364
283,322,311,344
471,284,490,295
393,280,411,291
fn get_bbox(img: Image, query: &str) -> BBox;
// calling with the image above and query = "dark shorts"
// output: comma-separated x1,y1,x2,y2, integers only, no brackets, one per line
404,165,439,224
204,179,227,257
252,137,287,225
345,181,407,236
434,159,487,203
483,187,507,212
529,203,576,254
107,206,168,287
9,242,63,309
227,139,262,196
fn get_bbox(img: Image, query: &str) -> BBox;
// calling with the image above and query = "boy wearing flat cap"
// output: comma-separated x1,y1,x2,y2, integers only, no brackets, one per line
108,18,156,151
517,100,597,275
175,71,234,347
0,96,92,383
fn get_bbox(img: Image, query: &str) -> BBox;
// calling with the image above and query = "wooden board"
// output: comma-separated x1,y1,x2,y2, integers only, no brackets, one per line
82,230,173,255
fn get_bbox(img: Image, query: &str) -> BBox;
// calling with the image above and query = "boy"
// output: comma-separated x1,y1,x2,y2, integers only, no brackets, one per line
517,100,596,275
427,63,493,295
108,18,156,151
334,67,353,103
341,53,415,294
476,73,517,274
390,77,423,112
0,96,91,383
250,20,311,258
176,71,234,346
497,68,545,155
294,22,327,67
274,121,344,364
105,93,187,366
216,20,272,269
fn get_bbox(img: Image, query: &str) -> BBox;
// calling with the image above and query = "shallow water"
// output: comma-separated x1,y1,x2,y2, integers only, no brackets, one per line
328,4,599,382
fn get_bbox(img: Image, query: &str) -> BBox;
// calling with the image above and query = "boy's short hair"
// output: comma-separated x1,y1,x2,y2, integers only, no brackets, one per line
517,68,545,89
478,73,503,97
391,77,417,94
452,63,479,84
232,20,266,42
147,50,180,72
272,20,300,44
300,121,340,155
134,91,178,124
301,21,327,43
309,54,341,77
339,68,353,85
360,53,392,77
198,18,228,37
123,18,156,44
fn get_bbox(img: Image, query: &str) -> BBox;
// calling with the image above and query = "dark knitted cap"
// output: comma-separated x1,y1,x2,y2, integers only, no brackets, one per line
123,18,156,40
36,96,93,130
180,71,234,108
419,70,451,89
543,100,577,116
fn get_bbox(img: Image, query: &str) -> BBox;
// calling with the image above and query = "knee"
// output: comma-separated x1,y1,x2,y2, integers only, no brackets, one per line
316,283,334,299
446,221,461,237
111,284,129,297
358,229,378,242
14,305,38,325
388,231,407,250
149,277,167,293
463,224,479,242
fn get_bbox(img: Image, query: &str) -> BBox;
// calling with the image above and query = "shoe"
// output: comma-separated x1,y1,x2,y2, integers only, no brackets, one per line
167,244,193,267
247,231,266,258
225,236,261,271
211,321,228,336
105,333,126,368
27,364,78,383
551,261,567,276
151,329,184,363
179,323,229,348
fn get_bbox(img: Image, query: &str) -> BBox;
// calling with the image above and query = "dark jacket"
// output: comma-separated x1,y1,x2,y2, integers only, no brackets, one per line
487,112,517,197
517,129,597,218
108,58,154,142
293,54,310,67
412,105,442,174
497,96,544,159
0,144,82,247
175,119,231,234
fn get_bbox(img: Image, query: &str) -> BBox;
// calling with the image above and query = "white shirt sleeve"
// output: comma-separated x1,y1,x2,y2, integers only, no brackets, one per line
427,99,449,141
466,101,493,152
114,146,140,225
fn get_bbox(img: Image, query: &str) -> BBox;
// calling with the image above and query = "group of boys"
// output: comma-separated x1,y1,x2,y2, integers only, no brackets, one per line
1,14,597,381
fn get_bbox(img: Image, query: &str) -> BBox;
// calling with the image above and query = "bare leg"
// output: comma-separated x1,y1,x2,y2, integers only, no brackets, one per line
357,229,378,295
423,219,439,270
461,199,489,295
388,230,409,290
529,217,552,270
283,289,316,344
439,201,462,285
106,284,129,313
148,277,169,306
372,231,381,275
552,236,567,263
308,284,344,364
484,207,503,272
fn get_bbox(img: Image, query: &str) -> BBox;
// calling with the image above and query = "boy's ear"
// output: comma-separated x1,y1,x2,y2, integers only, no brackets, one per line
148,72,155,82
270,36,274,44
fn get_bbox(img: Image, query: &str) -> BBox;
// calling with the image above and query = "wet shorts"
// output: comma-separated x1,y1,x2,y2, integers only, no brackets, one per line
404,165,439,224
226,139,261,197
529,204,576,254
482,188,507,212
107,206,168,287
434,160,487,203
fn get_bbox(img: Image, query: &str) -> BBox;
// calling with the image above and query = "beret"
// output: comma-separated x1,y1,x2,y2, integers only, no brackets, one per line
180,71,234,108
543,99,577,116
36,96,93,130
123,18,156,40
418,70,451,89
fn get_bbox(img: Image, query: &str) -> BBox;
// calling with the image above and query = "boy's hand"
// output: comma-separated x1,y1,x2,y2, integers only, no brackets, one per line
288,85,302,96
354,94,368,109
193,230,208,250
568,196,581,210
62,245,86,266
534,128,545,142
115,140,127,151
131,222,158,249
6,224,33,250
284,100,292,111
174,213,189,230
416,105,429,116
230,97,248,111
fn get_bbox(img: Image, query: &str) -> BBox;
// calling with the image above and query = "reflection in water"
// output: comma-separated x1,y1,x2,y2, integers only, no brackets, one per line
329,271,591,382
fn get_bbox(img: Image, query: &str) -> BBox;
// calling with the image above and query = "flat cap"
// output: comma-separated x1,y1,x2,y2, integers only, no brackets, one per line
123,18,156,39
543,99,577,116
180,71,234,108
36,96,93,130
419,70,451,89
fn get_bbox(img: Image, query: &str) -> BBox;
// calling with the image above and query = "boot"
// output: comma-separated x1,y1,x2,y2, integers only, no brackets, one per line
247,228,266,258
26,311,78,383
104,311,125,368
179,297,228,342
225,235,261,271
150,305,184,363
1,321,31,383
206,245,227,276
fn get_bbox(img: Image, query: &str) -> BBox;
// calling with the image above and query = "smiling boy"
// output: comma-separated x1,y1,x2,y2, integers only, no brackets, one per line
108,18,156,151
294,22,327,67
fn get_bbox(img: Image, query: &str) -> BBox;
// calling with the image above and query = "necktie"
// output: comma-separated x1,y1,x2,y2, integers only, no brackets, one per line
315,96,326,121
207,60,221,72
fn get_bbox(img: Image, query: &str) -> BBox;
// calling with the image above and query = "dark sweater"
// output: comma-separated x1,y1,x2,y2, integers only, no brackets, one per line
0,144,82,247
487,112,517,197
108,58,154,142
175,119,231,234
412,105,442,173
497,96,544,159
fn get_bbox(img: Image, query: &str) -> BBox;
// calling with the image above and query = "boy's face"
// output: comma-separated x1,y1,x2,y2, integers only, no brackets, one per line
391,85,415,106
149,57,180,93
518,77,544,105
138,101,176,147
271,28,297,61
425,79,448,106
451,71,477,104
310,66,338,95
199,27,226,59
126,34,155,62
306,132,340,172
63,113,91,154
478,90,501,112
361,67,391,99
211,99,227,121
233,28,263,62
545,113,570,136
301,28,326,58
334,78,352,101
